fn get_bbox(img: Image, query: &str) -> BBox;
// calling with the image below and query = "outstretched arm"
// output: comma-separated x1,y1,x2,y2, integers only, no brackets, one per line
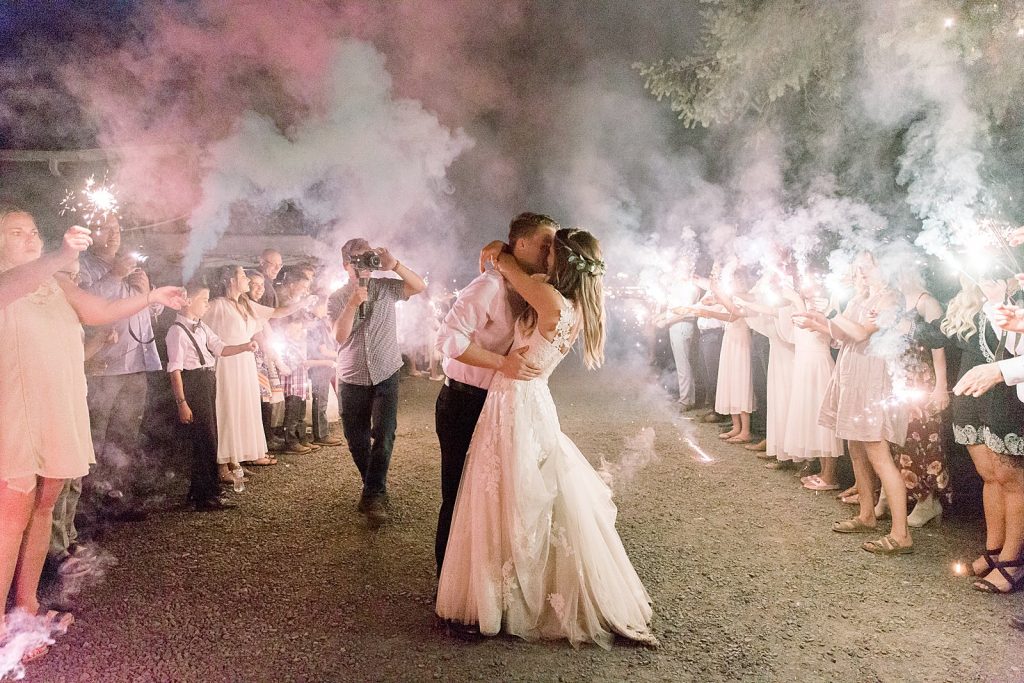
60,280,186,326
0,226,91,310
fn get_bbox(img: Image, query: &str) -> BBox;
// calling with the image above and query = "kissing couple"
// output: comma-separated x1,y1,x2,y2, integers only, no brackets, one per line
433,212,657,649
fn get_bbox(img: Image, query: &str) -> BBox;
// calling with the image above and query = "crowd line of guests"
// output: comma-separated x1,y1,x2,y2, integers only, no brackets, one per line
0,202,428,666
655,242,1024,630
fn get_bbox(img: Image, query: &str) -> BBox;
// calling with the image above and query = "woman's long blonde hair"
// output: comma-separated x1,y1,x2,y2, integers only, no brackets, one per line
548,228,605,369
941,275,984,341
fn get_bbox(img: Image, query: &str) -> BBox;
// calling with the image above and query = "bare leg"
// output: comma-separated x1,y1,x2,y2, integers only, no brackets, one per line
967,444,1004,574
12,477,65,613
0,481,35,626
720,415,740,439
737,412,751,440
864,440,910,546
819,456,838,486
848,441,877,526
993,459,1024,562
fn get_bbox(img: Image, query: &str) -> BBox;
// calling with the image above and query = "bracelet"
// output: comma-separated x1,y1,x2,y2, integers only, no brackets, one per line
175,398,187,405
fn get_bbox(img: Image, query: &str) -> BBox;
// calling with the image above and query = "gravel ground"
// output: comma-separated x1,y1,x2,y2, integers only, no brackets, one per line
23,362,1023,682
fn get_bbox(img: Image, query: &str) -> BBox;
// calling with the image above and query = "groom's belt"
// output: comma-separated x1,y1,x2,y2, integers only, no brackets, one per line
444,377,488,399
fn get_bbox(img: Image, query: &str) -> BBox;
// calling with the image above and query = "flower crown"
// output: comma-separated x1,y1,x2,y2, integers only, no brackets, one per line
565,249,606,276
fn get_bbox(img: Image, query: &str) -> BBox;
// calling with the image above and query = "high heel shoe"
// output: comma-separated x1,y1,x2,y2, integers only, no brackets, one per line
907,494,942,528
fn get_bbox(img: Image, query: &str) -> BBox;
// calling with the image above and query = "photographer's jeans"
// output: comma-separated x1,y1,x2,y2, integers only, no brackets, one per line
340,371,400,499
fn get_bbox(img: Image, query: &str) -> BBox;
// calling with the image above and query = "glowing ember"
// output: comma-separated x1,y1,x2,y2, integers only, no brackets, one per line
952,561,966,576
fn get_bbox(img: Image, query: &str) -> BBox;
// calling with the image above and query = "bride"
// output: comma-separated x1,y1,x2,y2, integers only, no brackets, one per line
435,227,656,649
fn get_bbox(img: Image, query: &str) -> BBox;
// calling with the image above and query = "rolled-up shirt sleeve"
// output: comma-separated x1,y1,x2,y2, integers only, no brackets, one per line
436,274,501,360
206,326,227,358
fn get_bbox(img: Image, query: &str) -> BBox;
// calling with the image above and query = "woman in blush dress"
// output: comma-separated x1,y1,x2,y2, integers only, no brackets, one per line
0,207,184,664
437,228,656,649
795,252,911,555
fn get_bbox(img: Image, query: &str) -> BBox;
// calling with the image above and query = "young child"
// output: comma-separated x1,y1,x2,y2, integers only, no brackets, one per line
279,316,316,453
166,281,257,511
306,297,341,446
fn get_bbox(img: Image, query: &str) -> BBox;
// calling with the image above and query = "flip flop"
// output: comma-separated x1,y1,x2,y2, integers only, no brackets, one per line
832,517,877,534
804,477,840,491
248,457,278,466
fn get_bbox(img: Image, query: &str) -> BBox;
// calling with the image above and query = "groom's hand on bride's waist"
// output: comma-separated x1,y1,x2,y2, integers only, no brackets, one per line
500,346,542,380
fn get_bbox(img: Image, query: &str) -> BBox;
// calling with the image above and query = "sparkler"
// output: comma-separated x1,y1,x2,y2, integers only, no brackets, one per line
60,175,120,228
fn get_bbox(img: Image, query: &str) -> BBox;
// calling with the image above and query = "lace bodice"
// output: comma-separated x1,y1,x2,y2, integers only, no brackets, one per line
512,297,579,382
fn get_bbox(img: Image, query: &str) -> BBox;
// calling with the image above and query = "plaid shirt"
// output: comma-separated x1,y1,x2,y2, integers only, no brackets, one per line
328,277,407,386
279,333,309,399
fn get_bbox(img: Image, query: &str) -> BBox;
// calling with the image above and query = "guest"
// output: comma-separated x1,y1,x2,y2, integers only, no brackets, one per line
655,266,701,410
78,214,163,515
797,252,911,555
166,281,256,510
244,270,286,453
0,207,183,663
278,317,314,453
257,248,283,308
780,281,842,489
203,266,304,482
306,296,342,446
681,266,754,443
735,276,796,464
918,275,1024,591
329,239,426,526
695,293,730,423
876,268,950,527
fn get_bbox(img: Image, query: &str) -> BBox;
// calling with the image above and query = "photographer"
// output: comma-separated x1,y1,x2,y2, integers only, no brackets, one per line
328,238,426,526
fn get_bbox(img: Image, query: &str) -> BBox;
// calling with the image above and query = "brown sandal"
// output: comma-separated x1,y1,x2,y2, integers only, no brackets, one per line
832,518,877,534
862,535,914,555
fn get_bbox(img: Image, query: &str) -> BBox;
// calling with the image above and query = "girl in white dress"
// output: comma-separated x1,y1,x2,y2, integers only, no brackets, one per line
436,228,656,649
681,268,754,444
203,266,306,482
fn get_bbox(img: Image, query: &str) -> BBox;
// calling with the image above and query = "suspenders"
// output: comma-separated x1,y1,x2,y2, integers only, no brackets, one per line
172,321,210,367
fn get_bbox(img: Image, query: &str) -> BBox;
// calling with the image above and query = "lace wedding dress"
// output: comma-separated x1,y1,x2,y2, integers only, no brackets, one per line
435,297,656,649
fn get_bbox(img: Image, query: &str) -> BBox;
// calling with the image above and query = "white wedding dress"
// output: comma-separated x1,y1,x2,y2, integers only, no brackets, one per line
436,297,656,649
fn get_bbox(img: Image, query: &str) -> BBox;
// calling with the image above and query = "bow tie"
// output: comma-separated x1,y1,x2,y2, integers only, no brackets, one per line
191,321,201,332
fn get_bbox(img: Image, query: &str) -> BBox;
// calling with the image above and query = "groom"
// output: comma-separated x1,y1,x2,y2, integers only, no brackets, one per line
434,212,559,576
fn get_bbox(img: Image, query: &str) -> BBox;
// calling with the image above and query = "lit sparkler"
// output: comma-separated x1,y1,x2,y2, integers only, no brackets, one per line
60,175,120,228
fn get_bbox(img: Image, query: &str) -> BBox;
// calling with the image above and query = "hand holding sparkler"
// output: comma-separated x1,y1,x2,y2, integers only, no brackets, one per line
952,362,1005,398
479,240,506,273
792,309,827,330
927,385,951,413
992,303,1024,334
125,269,150,294
60,225,93,260
148,286,187,311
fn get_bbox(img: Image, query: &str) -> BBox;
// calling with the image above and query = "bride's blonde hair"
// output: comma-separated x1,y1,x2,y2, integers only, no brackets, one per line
548,228,605,369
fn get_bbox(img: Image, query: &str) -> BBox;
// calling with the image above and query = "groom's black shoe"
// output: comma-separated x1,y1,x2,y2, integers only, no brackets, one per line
434,614,483,641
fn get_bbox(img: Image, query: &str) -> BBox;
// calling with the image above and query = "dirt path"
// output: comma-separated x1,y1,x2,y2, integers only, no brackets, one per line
26,363,1021,682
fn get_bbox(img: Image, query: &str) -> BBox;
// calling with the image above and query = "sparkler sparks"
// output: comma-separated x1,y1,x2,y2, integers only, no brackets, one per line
60,175,120,228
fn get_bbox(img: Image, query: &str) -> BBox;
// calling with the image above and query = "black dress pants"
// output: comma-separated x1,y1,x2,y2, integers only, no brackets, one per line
434,382,488,576
181,369,220,503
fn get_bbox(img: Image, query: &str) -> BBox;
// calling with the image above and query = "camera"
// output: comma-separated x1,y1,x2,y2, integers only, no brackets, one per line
349,251,382,271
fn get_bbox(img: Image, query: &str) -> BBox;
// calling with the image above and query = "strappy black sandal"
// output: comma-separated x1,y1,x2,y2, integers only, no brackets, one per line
972,556,1024,594
967,547,1003,577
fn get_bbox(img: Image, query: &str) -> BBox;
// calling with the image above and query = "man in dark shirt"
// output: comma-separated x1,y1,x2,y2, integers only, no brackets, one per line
329,238,426,525
258,248,283,308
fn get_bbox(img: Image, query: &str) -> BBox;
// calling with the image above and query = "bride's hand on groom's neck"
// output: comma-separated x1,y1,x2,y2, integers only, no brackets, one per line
479,241,508,273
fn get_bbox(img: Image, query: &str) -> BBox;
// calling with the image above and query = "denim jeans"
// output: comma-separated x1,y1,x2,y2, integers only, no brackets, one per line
339,371,400,498
309,368,334,441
